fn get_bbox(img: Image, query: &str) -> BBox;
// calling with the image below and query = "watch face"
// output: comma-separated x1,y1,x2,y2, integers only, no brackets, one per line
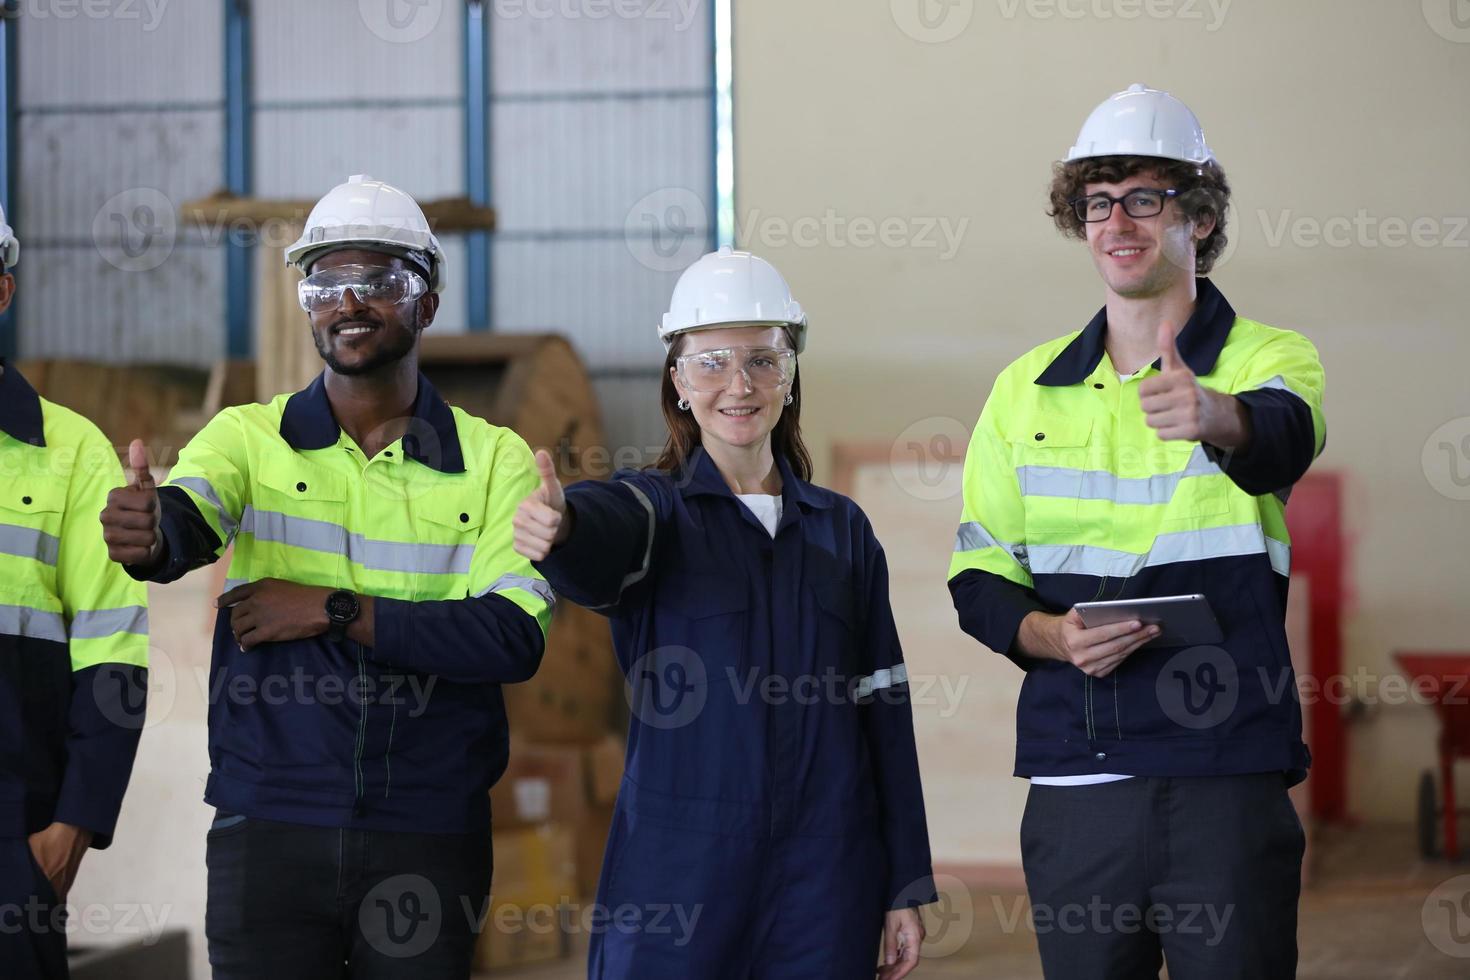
326,591,358,623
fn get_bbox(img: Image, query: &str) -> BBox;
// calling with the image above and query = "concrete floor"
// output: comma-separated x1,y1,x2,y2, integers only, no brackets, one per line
479,824,1470,979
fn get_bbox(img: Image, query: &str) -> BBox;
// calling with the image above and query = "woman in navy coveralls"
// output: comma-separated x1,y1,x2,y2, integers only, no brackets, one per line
514,248,936,979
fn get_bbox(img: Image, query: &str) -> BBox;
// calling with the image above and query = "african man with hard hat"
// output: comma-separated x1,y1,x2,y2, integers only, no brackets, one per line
99,175,554,978
949,84,1325,978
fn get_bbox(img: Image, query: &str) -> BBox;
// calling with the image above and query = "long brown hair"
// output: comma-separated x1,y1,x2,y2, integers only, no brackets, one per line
652,328,813,481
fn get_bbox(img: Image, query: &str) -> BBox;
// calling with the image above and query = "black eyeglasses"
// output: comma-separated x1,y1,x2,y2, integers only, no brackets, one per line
1069,187,1180,223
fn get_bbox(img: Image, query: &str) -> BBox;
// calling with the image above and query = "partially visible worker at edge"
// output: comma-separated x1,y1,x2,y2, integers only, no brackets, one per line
513,247,936,980
949,84,1325,979
0,202,150,980
99,175,554,979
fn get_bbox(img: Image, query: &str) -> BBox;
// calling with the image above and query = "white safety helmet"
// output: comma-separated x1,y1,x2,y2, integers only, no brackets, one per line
660,247,808,354
0,200,18,269
285,174,445,293
1066,83,1214,166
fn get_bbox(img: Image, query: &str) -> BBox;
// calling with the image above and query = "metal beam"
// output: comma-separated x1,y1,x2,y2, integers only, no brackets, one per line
464,0,490,330
713,0,734,250
224,0,253,358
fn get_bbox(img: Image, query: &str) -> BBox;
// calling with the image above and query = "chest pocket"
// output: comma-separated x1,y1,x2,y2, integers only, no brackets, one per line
0,486,64,603
410,488,486,598
254,465,348,522
249,465,348,582
1012,412,1093,535
656,571,750,688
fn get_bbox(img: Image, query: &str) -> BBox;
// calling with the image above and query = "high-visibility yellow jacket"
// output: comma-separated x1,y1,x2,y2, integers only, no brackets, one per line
138,372,552,832
0,362,148,847
949,279,1325,780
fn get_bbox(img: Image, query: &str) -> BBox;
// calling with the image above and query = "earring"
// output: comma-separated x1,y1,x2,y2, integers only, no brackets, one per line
783,393,794,406
677,399,690,411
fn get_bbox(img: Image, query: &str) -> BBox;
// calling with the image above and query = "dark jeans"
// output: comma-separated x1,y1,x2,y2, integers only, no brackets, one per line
0,838,68,980
1020,773,1305,980
205,813,493,980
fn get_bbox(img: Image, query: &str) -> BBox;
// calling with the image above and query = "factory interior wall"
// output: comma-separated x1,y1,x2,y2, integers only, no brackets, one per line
733,0,1470,856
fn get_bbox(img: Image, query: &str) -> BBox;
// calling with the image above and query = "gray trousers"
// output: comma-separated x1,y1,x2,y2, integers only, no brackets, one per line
1020,773,1305,980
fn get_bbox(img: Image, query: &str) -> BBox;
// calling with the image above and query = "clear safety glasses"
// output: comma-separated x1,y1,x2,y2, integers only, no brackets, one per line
675,346,797,392
297,264,427,314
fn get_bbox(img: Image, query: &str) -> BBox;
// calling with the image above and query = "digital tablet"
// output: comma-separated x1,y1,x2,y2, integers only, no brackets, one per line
1074,594,1223,649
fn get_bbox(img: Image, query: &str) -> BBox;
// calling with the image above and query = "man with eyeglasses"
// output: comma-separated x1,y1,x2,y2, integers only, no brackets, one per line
99,175,553,978
948,84,1325,979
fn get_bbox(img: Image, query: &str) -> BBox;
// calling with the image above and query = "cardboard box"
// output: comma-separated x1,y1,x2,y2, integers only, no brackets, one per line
475,824,578,971
491,740,589,830
505,604,623,742
584,734,625,806
574,803,618,900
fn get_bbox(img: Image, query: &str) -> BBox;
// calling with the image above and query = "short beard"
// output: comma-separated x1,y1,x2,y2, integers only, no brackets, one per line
314,323,419,376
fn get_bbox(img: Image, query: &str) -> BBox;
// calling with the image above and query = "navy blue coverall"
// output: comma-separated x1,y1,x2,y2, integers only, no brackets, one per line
535,447,936,979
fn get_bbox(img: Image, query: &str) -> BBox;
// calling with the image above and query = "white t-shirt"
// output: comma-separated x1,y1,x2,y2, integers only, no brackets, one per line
737,493,782,538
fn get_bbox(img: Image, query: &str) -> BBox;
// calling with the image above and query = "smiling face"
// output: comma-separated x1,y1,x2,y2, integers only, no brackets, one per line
669,325,795,454
305,248,438,376
1083,171,1216,300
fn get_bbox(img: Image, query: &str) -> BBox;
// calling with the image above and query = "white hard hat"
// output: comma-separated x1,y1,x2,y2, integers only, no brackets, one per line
660,247,808,354
1066,83,1214,166
0,200,18,269
285,174,445,293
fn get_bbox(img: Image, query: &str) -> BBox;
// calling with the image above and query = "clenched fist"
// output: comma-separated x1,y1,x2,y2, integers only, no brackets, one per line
512,450,570,562
100,439,163,568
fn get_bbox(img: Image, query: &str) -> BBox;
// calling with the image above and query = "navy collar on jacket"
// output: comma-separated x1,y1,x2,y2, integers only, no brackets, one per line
676,445,833,516
0,359,46,447
1034,277,1237,386
279,371,465,473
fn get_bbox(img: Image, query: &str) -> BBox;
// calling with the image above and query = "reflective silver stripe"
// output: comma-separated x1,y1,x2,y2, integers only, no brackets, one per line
1017,445,1223,505
168,476,240,539
477,573,556,608
238,507,475,576
955,520,1007,553
955,521,1031,572
1265,537,1291,577
589,481,656,610
71,605,149,639
223,577,249,593
0,522,60,566
1027,524,1292,578
0,603,67,643
856,663,909,699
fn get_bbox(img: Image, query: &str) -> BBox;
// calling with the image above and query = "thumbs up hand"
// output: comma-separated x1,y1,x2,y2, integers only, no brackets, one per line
126,439,154,491
512,450,572,561
1140,321,1251,449
1139,320,1206,442
101,439,163,567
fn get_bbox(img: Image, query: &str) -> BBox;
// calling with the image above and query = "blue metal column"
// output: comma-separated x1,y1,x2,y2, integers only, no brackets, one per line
224,0,253,357
712,0,733,250
464,0,490,330
0,2,18,359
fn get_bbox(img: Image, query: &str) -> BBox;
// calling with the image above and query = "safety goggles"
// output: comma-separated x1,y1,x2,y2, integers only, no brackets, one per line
297,264,427,314
674,346,797,392
1069,187,1180,223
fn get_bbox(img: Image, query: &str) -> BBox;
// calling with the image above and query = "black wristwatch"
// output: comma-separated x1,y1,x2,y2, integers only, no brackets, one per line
324,590,360,641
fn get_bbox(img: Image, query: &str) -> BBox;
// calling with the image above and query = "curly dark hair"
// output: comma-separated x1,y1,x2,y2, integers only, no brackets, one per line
1046,156,1231,274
